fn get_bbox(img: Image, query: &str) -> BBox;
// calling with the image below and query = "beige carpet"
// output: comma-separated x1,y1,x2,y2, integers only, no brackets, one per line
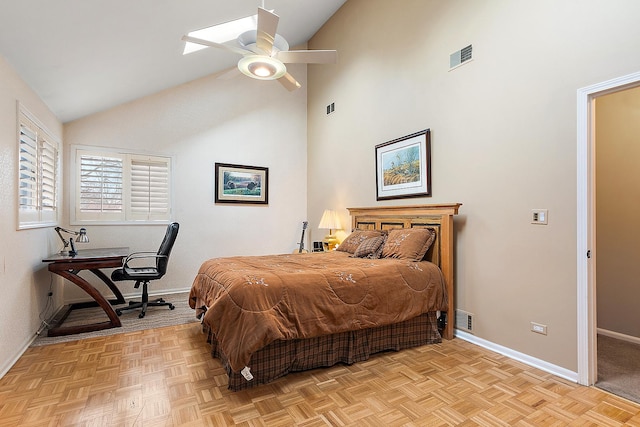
596,334,640,404
32,292,199,346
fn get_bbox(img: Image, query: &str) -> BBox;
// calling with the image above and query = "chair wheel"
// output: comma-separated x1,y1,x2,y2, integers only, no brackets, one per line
116,309,122,316
138,312,145,318
169,304,175,310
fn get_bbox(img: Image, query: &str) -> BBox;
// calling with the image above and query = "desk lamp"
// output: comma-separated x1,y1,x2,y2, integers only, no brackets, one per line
318,209,342,251
55,227,89,256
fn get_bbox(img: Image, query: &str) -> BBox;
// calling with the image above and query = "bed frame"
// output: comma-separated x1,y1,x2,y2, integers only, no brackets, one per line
347,203,461,340
204,203,461,390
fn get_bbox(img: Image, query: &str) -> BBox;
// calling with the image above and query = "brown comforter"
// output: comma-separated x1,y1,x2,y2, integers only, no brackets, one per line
189,251,447,372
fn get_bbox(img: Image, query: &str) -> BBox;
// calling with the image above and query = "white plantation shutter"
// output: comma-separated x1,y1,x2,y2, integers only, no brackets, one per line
17,107,60,228
128,155,170,221
18,121,38,212
73,147,171,223
40,137,58,212
77,151,124,221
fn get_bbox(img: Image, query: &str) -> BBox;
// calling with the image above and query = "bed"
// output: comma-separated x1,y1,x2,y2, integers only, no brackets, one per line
189,203,461,390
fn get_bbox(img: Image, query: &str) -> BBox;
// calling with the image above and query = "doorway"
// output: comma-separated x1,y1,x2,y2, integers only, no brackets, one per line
577,70,640,386
593,86,640,403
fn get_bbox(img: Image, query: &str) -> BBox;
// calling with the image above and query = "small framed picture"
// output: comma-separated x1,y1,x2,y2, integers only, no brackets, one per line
214,163,269,204
375,129,431,200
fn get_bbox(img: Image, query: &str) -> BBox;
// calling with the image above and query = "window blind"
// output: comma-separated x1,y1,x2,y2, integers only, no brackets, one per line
79,153,123,214
73,147,171,223
17,106,60,228
129,156,170,220
18,121,38,211
40,137,58,211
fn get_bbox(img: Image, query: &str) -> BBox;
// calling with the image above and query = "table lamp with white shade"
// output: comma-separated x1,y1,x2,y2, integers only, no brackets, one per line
318,209,342,251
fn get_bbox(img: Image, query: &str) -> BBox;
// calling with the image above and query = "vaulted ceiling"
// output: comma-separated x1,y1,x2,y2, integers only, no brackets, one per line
0,0,346,122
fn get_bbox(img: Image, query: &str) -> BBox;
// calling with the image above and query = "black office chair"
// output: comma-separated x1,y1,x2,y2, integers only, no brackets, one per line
111,222,179,318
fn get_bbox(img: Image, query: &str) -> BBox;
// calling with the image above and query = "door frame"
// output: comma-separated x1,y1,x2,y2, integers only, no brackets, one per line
577,70,640,385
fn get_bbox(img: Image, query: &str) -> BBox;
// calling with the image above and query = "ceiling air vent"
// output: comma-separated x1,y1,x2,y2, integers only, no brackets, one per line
449,44,473,70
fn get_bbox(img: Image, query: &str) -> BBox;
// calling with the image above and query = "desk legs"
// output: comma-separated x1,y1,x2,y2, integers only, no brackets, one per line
47,268,123,337
89,268,125,305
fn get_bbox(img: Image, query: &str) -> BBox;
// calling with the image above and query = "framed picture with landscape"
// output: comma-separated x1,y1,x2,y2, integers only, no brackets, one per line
375,129,431,201
214,162,269,204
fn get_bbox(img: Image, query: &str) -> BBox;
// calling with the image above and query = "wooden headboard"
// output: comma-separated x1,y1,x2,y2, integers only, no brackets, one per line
347,204,461,340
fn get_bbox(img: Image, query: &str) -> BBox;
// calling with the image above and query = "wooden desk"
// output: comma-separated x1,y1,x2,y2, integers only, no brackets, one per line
42,247,129,337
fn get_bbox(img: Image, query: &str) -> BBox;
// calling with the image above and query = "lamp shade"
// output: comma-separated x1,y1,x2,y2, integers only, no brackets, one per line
318,209,342,231
76,227,89,243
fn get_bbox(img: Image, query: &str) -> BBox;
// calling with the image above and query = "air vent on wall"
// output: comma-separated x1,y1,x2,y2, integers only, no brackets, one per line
450,44,473,70
455,309,474,333
326,102,335,115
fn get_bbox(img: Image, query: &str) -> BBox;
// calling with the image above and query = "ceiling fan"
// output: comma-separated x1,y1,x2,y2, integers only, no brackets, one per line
182,6,337,91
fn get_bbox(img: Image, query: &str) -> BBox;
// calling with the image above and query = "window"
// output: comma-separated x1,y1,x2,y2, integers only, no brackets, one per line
129,155,171,220
17,106,60,229
72,146,172,224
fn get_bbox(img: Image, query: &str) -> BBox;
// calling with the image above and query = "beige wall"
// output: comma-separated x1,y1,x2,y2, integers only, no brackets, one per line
63,65,309,302
0,56,64,375
596,86,640,338
307,0,640,372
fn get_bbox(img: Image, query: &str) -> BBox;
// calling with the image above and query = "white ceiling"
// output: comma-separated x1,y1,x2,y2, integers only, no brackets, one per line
0,0,346,123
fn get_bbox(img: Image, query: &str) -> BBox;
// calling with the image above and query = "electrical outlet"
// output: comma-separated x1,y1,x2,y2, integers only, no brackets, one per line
531,209,548,225
531,322,547,335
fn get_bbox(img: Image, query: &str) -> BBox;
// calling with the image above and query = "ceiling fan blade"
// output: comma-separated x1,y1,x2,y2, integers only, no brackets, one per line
181,35,249,56
275,50,338,64
256,7,279,55
278,73,302,91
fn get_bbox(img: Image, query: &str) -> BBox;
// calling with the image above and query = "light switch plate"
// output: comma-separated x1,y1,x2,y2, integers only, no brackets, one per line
531,209,548,225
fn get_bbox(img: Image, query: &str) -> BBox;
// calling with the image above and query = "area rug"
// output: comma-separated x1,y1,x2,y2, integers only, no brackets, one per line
32,291,199,346
596,334,640,404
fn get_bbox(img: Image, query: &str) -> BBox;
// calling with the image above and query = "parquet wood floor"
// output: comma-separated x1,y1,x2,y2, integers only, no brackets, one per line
1,323,639,426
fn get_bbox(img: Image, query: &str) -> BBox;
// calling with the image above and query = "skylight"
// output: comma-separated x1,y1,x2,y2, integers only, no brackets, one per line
183,14,258,55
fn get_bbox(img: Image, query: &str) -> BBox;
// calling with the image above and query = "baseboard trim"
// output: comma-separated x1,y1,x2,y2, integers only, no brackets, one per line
455,329,579,383
597,328,640,345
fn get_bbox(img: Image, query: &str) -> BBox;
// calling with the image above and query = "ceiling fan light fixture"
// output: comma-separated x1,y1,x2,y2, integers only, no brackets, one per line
238,55,286,80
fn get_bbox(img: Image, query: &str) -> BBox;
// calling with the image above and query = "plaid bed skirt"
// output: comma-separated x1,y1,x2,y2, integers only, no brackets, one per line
203,311,442,391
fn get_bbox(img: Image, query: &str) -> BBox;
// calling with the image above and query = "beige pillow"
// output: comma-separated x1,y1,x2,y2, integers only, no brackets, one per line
351,236,386,259
337,230,385,254
381,228,436,261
